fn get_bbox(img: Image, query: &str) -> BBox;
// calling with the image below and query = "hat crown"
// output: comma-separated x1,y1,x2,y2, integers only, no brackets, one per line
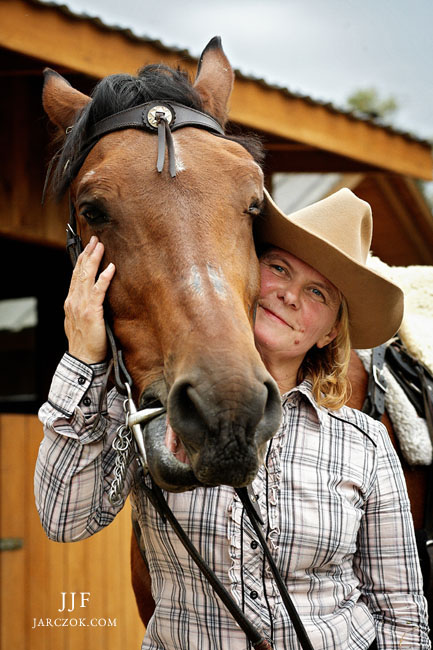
289,188,372,265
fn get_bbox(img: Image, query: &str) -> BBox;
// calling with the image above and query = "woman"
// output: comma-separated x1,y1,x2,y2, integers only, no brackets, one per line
35,188,430,649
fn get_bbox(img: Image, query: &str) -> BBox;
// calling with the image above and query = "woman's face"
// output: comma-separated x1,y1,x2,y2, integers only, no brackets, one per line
254,248,341,366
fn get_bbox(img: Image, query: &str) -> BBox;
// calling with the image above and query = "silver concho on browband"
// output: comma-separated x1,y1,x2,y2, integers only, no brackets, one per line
145,104,175,130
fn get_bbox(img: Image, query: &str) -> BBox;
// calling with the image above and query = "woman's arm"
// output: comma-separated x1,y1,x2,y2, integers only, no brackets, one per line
35,354,134,541
34,237,135,542
354,421,430,648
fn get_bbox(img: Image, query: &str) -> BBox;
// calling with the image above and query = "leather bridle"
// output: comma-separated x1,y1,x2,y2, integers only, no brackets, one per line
50,99,314,650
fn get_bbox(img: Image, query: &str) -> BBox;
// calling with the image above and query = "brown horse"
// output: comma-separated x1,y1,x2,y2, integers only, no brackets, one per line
42,38,282,492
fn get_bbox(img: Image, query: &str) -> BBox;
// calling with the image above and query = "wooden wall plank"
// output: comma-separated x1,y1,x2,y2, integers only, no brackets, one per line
0,415,27,649
26,417,49,650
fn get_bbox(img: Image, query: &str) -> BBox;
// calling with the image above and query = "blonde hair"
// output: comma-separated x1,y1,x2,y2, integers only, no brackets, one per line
297,297,352,410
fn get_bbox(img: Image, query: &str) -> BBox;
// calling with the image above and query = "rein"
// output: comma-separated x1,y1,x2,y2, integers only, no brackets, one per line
53,99,314,650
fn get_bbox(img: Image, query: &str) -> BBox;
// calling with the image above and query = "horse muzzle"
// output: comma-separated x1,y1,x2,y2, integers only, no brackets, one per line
140,369,282,491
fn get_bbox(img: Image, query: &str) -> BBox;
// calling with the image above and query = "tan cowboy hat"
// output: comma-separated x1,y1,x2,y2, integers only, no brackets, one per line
256,188,404,349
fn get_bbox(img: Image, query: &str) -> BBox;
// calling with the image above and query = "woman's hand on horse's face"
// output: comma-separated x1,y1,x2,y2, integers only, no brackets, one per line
64,236,116,364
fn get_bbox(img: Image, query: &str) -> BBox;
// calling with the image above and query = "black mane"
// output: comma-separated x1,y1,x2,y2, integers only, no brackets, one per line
49,63,263,199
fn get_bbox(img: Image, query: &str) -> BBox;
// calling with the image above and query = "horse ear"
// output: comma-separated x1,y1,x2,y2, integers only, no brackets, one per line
193,37,234,127
42,68,91,131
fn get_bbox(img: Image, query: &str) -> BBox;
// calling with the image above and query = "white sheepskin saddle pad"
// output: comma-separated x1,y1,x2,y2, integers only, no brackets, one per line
356,255,433,466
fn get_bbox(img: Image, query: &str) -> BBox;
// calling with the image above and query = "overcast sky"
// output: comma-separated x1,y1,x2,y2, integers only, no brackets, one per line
53,0,433,141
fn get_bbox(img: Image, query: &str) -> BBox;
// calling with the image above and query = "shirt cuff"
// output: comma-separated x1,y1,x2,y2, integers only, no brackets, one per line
47,352,108,417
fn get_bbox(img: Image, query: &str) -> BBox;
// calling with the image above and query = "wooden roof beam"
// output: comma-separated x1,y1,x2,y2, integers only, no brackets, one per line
229,78,432,180
0,0,194,77
1,0,432,180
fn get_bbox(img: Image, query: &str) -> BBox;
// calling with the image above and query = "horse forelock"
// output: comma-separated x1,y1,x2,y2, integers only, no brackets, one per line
50,64,202,198
49,63,264,199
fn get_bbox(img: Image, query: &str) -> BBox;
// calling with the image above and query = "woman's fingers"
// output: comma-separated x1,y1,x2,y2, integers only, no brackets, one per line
64,237,116,364
93,262,116,304
70,236,103,288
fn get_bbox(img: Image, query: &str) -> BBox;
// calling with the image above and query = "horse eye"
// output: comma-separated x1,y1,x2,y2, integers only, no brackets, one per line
246,201,262,217
79,204,109,225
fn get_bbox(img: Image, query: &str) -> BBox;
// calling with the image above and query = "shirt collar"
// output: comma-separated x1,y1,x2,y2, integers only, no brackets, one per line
280,378,327,425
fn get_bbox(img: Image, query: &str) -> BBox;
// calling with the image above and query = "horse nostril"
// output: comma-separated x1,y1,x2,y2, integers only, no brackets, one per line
168,379,207,440
168,373,281,444
260,378,282,435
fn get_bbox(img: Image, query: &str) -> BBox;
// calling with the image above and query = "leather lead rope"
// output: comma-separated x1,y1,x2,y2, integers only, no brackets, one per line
140,476,314,650
141,478,273,650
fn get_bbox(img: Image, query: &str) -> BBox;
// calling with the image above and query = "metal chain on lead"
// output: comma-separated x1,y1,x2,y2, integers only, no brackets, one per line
108,396,136,506
108,381,165,506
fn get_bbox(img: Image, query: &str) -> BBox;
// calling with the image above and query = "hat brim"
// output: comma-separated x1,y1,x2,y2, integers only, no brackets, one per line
256,190,404,349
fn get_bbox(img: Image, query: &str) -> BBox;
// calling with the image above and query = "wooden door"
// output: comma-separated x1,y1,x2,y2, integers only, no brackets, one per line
0,414,145,649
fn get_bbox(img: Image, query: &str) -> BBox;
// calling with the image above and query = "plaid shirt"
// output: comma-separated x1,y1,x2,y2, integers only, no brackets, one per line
36,353,430,650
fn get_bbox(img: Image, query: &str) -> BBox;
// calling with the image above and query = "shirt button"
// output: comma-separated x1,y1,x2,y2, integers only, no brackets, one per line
78,376,86,385
83,397,91,407
250,590,259,600
250,540,259,549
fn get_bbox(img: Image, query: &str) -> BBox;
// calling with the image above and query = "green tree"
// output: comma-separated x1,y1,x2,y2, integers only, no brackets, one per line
346,87,398,120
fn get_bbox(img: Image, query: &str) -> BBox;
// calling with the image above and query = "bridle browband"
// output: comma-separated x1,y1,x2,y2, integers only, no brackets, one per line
49,99,314,650
66,99,225,182
88,100,224,140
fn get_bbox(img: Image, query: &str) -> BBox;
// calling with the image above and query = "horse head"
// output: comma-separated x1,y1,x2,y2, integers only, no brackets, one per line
42,37,282,492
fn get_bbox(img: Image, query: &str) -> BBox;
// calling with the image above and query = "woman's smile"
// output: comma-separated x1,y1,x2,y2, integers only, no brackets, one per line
259,304,292,328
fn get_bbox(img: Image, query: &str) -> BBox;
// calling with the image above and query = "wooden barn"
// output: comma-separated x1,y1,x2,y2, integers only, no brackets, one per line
1,1,432,648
